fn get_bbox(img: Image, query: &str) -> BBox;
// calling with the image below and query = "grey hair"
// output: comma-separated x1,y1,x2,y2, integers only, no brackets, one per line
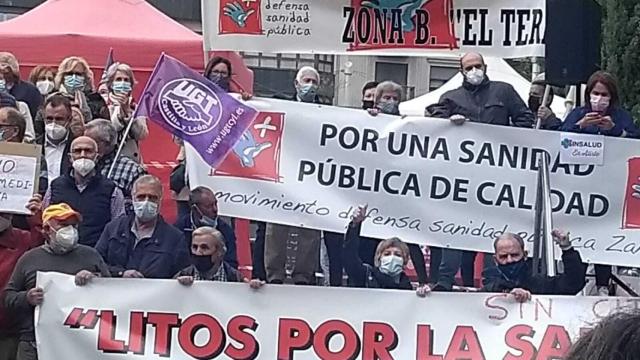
493,232,525,252
189,186,214,207
192,226,227,254
295,66,319,83
375,81,403,103
103,62,136,86
132,174,163,196
84,119,117,147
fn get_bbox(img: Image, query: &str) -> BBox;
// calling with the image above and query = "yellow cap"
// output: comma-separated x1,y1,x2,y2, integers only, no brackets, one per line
42,203,82,224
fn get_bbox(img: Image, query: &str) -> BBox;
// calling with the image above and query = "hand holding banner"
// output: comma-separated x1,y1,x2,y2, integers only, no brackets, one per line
187,98,640,268
36,272,627,359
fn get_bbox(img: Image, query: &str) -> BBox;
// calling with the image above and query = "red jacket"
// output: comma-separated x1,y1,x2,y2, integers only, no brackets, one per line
0,217,43,337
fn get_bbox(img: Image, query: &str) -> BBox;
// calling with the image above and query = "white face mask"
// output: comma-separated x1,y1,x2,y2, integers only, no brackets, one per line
465,67,485,86
133,200,159,222
590,94,611,113
50,225,79,254
72,158,96,177
45,123,68,141
379,254,404,276
36,80,55,95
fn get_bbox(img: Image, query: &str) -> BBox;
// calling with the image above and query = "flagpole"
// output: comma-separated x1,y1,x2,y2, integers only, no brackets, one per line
108,116,136,178
108,52,165,178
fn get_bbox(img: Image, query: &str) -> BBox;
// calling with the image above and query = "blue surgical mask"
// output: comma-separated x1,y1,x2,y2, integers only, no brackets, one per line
133,200,159,222
111,80,132,95
379,254,404,276
0,79,6,92
63,74,85,92
497,258,529,284
378,100,400,115
191,205,218,228
297,83,318,103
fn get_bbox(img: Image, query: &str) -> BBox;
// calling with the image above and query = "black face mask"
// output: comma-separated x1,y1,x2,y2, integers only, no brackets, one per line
191,253,215,273
362,100,375,110
528,96,542,113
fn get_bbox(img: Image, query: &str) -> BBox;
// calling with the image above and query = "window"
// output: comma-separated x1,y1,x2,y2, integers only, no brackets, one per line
241,52,335,104
0,12,17,21
375,62,408,86
429,65,459,92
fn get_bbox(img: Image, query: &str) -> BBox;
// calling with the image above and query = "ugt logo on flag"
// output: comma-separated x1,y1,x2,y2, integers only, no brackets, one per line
135,54,258,167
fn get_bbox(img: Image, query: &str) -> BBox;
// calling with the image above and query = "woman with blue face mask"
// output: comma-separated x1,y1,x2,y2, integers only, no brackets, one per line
53,56,108,122
102,62,148,164
367,81,402,117
343,205,431,296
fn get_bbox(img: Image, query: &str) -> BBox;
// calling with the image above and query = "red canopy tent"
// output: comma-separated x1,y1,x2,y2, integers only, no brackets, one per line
0,0,253,89
0,0,254,164
0,0,256,275
0,0,203,73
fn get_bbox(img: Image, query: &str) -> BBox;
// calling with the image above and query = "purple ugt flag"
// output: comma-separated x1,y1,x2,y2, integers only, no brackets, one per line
134,54,258,167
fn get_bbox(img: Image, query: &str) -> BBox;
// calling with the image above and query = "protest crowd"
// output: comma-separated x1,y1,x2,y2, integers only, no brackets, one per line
0,47,636,359
1,0,640,354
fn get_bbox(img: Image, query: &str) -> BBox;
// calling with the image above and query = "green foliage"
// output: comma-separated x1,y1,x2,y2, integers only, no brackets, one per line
600,0,640,123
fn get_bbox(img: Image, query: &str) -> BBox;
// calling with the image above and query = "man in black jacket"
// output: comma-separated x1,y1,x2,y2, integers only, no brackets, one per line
426,52,535,127
482,231,587,301
44,136,125,247
428,52,536,291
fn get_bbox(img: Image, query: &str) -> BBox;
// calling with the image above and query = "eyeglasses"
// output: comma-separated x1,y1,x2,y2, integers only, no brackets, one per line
65,71,84,77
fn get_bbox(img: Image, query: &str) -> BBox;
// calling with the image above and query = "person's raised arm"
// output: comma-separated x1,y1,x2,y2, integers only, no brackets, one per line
342,205,369,287
546,229,587,295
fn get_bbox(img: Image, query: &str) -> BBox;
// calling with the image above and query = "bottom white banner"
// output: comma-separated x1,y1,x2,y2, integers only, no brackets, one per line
36,272,629,359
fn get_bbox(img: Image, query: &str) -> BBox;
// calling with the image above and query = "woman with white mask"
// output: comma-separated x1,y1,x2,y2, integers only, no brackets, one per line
343,205,431,296
28,65,56,97
28,65,57,141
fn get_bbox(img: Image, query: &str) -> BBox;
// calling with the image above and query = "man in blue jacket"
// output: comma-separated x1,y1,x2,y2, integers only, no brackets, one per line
174,186,238,269
96,175,189,279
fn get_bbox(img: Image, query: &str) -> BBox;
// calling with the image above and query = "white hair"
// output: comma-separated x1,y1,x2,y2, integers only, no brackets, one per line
295,66,319,83
192,226,227,254
375,81,403,103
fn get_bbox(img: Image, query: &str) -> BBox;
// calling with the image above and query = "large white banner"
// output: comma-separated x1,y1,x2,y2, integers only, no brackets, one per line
203,0,546,58
187,98,640,267
36,272,628,359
